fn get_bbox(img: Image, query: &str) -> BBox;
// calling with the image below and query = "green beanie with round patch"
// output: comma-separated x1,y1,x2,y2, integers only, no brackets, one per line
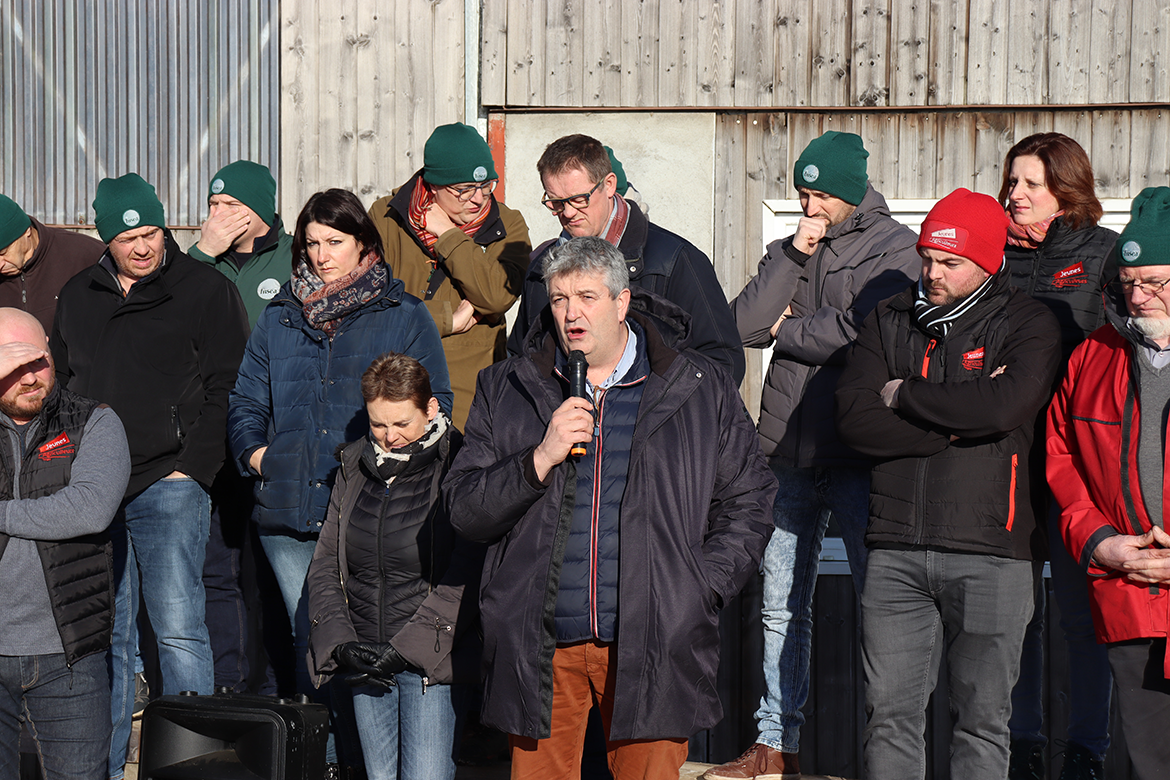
1117,186,1170,267
0,195,32,250
793,131,869,206
93,174,166,243
208,160,276,224
422,123,497,187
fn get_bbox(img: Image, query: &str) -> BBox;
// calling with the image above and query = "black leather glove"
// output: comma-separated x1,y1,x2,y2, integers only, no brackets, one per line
371,644,410,676
332,642,383,676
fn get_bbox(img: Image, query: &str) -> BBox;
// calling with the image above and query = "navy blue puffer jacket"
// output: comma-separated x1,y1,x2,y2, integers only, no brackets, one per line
228,275,452,534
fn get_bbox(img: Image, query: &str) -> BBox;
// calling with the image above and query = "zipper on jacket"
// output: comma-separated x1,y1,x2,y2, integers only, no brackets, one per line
170,405,183,445
376,485,391,643
1006,453,1018,531
920,338,937,378
589,387,607,638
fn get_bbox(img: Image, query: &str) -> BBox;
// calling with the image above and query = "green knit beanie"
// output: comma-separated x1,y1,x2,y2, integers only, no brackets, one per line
604,146,629,196
209,160,276,224
422,123,497,187
793,131,869,206
93,174,166,243
1117,187,1170,267
0,194,32,249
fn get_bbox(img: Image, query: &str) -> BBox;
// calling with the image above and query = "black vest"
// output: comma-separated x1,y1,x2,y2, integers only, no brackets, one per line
0,388,113,663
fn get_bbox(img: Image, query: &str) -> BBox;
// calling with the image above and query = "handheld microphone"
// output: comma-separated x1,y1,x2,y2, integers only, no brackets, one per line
567,350,589,457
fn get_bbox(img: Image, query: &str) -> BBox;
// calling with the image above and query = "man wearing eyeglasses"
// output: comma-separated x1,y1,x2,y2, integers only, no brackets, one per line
369,123,531,430
1047,187,1170,780
507,134,744,384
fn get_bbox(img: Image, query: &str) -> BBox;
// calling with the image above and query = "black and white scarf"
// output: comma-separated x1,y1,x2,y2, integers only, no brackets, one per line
912,260,1005,339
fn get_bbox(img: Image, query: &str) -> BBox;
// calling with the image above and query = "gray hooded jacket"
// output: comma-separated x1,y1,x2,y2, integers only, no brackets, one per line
732,184,919,465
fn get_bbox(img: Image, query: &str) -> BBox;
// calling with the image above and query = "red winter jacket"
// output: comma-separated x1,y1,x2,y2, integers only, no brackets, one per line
1047,322,1170,645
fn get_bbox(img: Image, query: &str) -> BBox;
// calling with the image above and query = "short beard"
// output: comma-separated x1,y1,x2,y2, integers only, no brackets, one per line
0,377,52,421
1131,316,1170,342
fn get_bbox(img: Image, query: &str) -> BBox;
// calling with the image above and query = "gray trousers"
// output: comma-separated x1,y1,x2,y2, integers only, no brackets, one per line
1107,638,1170,780
861,548,1034,780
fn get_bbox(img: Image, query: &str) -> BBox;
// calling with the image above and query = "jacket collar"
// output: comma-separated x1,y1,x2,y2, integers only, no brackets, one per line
385,170,508,251
824,183,895,243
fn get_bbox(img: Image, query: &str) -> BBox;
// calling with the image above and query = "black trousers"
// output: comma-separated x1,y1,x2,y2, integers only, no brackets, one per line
1107,637,1170,780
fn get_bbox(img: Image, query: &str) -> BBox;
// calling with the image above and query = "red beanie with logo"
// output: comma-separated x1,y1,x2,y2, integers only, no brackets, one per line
917,188,1009,274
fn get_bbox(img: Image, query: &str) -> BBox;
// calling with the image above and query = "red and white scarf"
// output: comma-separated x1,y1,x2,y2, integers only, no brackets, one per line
407,181,491,262
1006,209,1064,249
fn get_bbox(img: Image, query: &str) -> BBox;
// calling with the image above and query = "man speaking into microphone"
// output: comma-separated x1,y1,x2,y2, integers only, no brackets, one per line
446,236,776,779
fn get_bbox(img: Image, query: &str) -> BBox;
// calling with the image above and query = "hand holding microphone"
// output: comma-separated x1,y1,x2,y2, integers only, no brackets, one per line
532,350,595,482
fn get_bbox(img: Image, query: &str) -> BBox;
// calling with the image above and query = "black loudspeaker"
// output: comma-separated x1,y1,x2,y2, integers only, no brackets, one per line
139,692,329,780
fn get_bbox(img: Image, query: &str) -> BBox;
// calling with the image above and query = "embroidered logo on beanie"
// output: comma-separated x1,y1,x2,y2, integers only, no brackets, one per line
926,226,965,252
122,209,140,227
473,166,488,182
1122,241,1142,263
802,164,820,183
211,178,225,194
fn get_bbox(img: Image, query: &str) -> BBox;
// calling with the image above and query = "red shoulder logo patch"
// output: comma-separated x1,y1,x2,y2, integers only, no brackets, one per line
962,347,985,372
1052,262,1087,288
37,432,76,461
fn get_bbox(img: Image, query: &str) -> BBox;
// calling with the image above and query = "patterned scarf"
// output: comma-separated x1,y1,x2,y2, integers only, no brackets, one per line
913,259,1004,339
1005,209,1064,249
293,249,388,339
406,180,491,262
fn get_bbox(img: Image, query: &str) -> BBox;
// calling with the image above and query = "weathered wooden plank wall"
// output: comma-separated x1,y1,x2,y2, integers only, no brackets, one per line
280,0,466,215
479,0,1170,108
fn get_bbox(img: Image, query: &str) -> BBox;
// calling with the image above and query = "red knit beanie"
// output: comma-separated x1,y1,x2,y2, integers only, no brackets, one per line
917,188,1009,274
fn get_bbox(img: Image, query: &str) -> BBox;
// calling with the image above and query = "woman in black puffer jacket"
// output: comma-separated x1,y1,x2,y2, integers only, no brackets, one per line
999,132,1116,778
306,352,482,780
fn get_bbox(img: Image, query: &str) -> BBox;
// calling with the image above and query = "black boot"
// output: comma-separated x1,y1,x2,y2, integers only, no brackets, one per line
1059,741,1104,780
1009,738,1046,780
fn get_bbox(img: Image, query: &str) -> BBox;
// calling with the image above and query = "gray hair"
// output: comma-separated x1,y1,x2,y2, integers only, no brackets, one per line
542,236,629,298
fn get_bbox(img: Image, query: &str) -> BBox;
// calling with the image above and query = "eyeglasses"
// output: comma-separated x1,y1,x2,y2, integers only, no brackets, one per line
1115,278,1170,295
541,180,604,214
444,180,497,202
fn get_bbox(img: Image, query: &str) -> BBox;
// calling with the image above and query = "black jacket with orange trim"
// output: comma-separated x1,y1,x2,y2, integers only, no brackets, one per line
835,272,1061,560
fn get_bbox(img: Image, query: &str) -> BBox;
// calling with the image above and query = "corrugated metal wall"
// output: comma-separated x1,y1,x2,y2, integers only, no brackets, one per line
1,0,280,227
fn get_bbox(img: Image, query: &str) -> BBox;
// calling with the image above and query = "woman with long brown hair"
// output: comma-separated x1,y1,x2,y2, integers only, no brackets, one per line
1000,132,1116,780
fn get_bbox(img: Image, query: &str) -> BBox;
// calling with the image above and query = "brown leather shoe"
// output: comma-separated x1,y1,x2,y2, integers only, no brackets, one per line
702,743,801,779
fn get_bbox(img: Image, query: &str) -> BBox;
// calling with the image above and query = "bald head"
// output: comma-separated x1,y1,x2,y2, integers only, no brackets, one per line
0,308,53,423
0,308,48,350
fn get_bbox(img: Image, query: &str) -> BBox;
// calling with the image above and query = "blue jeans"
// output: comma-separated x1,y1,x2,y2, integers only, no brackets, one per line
1009,500,1112,758
108,477,213,779
259,531,360,765
0,653,110,780
350,673,467,780
756,462,870,753
862,548,1034,780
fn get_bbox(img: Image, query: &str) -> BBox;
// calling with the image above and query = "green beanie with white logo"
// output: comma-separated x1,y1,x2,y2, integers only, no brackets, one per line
422,123,497,187
0,195,32,250
1117,187,1170,267
793,131,869,206
93,174,166,243
208,160,277,225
